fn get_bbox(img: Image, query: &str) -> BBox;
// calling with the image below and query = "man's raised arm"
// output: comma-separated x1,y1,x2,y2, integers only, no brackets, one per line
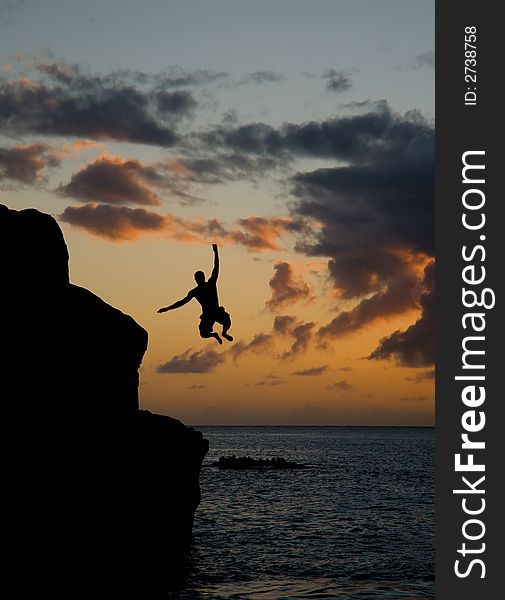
210,243,219,282
157,292,193,313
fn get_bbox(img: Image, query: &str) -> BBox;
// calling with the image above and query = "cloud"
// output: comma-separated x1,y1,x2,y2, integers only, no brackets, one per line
157,347,225,374
239,71,284,85
153,66,227,88
230,216,309,251
412,51,435,69
195,102,432,165
229,333,275,362
292,366,328,377
52,139,104,158
327,380,353,391
318,258,421,339
229,315,316,365
253,373,286,387
338,99,389,112
283,321,315,359
265,261,312,310
154,90,196,114
190,384,207,390
59,204,166,241
0,60,198,146
194,121,286,158
368,262,435,367
34,60,226,89
58,155,162,206
322,69,353,93
0,143,59,186
273,315,316,360
272,315,298,335
407,369,435,383
181,154,283,184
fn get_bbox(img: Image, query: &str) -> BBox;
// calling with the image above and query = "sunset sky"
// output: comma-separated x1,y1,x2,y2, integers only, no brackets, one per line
1,0,434,425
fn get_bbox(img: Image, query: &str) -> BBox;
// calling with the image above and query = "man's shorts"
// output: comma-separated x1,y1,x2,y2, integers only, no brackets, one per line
199,306,230,335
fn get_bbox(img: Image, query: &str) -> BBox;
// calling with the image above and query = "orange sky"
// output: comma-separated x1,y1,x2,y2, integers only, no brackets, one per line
56,222,434,425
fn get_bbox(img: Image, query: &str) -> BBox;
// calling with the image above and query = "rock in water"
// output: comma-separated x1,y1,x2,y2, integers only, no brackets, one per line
216,455,308,469
0,205,209,596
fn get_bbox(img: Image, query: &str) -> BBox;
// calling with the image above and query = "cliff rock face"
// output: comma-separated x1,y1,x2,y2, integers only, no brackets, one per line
1,205,209,594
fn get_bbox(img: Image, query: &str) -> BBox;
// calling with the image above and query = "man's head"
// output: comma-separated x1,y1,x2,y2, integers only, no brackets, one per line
194,270,206,285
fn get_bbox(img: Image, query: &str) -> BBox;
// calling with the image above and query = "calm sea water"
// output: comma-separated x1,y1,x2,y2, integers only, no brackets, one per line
157,427,434,600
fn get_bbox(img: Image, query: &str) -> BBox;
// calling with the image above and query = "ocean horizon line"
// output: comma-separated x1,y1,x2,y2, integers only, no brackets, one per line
189,424,435,428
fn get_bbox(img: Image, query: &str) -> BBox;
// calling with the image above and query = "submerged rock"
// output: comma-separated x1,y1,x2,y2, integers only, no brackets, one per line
216,455,308,470
1,205,208,595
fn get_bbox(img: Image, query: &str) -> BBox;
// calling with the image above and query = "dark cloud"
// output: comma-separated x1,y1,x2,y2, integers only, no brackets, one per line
292,366,328,377
157,347,225,374
58,155,162,206
322,69,353,93
230,315,316,365
229,333,275,362
272,315,298,335
285,321,315,359
239,71,284,85
153,90,197,114
190,384,207,390
338,99,389,112
59,203,165,241
182,153,282,184
195,122,285,158
36,60,81,84
327,380,353,391
407,369,435,383
37,63,226,89
412,51,435,69
281,105,434,359
195,103,433,170
0,61,199,146
273,315,316,360
265,261,312,310
368,262,435,367
318,262,419,338
0,143,59,186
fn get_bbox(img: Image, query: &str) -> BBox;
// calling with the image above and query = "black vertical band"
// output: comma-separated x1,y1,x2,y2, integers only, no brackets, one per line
436,1,502,597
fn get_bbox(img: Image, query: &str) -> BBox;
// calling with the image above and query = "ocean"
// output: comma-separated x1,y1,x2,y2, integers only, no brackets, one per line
154,426,434,599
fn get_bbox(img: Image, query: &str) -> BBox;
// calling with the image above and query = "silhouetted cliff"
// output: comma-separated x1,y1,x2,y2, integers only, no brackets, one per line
1,204,208,596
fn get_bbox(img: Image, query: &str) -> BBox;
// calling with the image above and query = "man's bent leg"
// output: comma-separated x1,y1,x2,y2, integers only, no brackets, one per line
221,311,233,342
199,319,223,345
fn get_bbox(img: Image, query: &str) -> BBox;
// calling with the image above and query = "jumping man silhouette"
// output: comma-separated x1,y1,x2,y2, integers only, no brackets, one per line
157,244,233,345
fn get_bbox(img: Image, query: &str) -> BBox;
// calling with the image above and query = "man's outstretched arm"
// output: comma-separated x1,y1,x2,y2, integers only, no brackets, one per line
157,292,193,313
210,243,219,282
